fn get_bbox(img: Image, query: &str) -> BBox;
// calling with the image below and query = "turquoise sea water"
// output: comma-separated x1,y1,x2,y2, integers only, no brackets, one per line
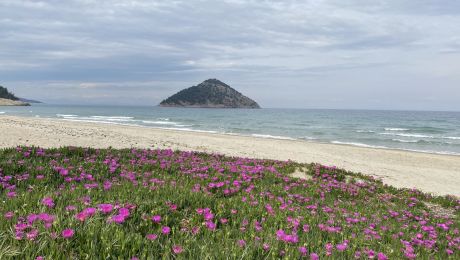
1,104,459,155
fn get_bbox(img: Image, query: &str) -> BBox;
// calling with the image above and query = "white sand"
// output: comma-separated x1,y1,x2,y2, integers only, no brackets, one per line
0,115,459,197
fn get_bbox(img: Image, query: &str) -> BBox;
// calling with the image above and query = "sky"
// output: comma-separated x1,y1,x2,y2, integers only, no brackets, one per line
1,0,460,111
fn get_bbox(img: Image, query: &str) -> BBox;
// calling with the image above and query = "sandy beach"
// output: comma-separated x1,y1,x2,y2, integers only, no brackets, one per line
0,115,459,197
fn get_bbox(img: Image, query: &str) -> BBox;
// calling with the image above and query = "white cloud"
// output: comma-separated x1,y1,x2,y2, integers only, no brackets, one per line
0,0,459,109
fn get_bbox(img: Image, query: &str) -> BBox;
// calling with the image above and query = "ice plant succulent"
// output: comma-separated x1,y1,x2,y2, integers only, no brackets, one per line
0,146,458,259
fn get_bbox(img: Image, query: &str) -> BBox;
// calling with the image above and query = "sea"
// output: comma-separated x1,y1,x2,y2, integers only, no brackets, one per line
1,104,460,156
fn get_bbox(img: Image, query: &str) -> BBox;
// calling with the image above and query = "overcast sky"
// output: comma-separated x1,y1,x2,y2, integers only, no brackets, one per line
1,0,459,110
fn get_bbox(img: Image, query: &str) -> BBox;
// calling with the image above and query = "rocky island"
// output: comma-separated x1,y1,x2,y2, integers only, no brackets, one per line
0,86,30,106
160,79,260,108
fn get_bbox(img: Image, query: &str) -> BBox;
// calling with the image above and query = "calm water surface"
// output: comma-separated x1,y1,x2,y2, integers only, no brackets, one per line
1,104,459,155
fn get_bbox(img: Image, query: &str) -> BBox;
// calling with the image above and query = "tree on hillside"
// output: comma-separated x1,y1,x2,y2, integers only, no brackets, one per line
0,86,19,100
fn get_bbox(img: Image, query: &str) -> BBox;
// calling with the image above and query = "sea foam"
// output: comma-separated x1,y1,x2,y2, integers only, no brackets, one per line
384,128,409,131
252,134,296,141
331,141,388,149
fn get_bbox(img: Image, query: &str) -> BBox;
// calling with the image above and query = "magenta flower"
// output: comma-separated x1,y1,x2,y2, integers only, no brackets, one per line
310,253,319,260
263,243,270,251
151,215,161,223
83,207,96,216
172,245,183,254
118,208,130,217
98,204,113,214
204,212,214,221
162,226,171,235
26,229,39,241
377,252,388,260
173,245,183,255
110,214,126,224
298,246,308,256
191,226,200,235
336,242,348,251
325,243,333,256
206,221,216,231
62,229,74,239
4,211,14,219
75,212,87,222
146,234,158,240
65,205,77,211
238,239,246,247
276,229,286,240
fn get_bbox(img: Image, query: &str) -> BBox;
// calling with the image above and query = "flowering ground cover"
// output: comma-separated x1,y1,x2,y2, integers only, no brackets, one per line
0,146,459,259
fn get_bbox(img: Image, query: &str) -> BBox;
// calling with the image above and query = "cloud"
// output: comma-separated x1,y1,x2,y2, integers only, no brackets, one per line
0,0,459,110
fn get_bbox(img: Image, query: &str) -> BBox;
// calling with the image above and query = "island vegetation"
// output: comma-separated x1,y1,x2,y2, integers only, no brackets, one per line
160,79,260,108
0,86,30,106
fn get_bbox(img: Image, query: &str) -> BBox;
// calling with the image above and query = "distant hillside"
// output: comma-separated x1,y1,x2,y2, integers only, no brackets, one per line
160,79,260,109
0,86,19,100
0,98,30,106
0,86,32,106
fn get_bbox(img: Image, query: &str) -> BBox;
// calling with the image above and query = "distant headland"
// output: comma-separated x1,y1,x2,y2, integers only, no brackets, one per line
0,85,41,106
160,79,260,109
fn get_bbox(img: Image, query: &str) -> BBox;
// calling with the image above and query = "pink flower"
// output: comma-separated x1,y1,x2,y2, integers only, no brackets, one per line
299,246,308,256
4,211,14,219
325,243,333,255
206,221,216,231
26,229,39,241
62,229,74,239
367,249,375,258
310,253,319,260
75,212,87,222
65,205,77,211
118,208,130,217
146,234,158,240
83,207,96,216
191,226,200,235
98,204,113,214
204,212,214,221
172,245,183,254
110,215,126,224
238,239,246,247
36,257,44,260
162,226,171,235
59,168,69,176
377,252,388,260
151,215,161,223
336,242,348,251
276,229,286,240
263,243,270,251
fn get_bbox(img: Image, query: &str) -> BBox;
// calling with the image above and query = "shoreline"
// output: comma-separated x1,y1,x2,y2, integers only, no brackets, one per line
3,112,459,157
1,115,459,197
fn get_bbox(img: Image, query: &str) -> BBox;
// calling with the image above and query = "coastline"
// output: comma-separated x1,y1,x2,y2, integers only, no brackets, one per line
0,98,30,106
0,115,459,197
